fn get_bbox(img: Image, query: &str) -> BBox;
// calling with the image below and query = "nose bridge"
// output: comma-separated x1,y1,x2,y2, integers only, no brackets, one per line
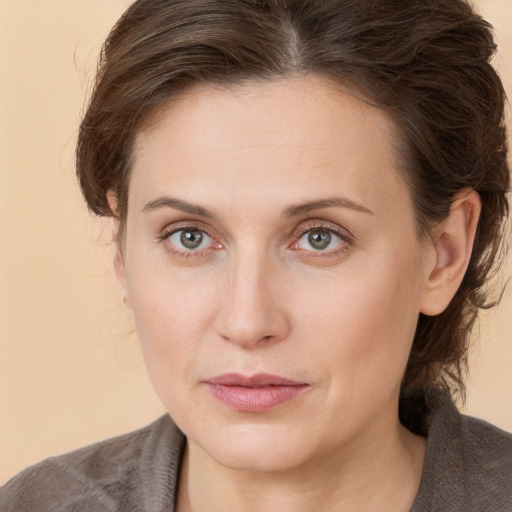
215,244,287,347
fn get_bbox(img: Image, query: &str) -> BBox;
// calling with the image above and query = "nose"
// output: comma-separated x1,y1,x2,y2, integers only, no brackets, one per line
214,250,290,349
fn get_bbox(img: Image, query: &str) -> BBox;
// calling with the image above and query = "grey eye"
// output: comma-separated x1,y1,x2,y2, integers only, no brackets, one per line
308,230,332,250
297,228,342,251
180,229,203,249
168,229,212,250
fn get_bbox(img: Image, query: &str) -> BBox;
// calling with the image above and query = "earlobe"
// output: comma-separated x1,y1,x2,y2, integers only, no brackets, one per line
420,189,481,316
106,189,119,217
107,189,131,310
112,237,131,310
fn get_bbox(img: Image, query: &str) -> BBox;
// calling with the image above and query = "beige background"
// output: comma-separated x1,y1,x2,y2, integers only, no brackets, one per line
1,0,511,485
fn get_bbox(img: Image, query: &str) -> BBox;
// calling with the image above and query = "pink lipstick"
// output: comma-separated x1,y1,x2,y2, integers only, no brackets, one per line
205,373,309,412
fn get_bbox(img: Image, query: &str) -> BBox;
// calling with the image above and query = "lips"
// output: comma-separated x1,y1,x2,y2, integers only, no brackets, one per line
205,373,309,412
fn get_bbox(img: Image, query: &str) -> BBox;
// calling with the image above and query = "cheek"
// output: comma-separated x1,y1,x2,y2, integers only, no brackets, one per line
126,265,221,379
296,255,424,387
127,276,221,420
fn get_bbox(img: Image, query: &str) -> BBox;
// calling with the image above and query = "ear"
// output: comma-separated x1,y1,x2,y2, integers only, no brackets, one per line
420,189,481,316
107,190,131,310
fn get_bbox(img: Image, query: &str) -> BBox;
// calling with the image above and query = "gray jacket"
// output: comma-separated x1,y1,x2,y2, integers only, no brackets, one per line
1,393,511,511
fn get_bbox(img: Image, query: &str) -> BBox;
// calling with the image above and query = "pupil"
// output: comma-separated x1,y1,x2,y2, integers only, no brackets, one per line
308,230,331,250
180,230,203,249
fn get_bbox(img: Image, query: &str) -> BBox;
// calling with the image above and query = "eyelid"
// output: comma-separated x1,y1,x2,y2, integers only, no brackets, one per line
156,218,353,260
288,220,354,257
291,220,354,244
158,220,217,240
157,221,223,256
168,228,213,250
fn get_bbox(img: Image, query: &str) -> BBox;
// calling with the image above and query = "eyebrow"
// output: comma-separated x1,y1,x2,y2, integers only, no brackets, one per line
282,196,373,218
142,196,217,219
142,194,373,219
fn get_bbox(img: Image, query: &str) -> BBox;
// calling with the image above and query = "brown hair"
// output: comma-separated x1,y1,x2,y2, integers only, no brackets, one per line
76,0,509,400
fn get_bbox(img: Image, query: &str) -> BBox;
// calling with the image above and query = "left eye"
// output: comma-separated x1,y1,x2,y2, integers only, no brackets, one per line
297,228,343,251
168,228,213,250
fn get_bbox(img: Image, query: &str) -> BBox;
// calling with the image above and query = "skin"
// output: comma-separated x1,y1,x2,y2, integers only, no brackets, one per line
111,76,481,511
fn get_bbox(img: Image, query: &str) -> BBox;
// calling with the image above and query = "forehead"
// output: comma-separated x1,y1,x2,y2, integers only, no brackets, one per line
129,76,410,218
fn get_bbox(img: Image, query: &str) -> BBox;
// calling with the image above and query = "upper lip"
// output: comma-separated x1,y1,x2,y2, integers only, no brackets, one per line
205,373,307,388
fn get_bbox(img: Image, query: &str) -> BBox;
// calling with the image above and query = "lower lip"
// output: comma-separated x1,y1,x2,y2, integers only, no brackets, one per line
206,383,308,412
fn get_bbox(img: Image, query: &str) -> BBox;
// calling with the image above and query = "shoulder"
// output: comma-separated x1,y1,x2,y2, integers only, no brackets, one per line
432,395,512,479
413,393,512,512
0,415,185,512
459,413,512,502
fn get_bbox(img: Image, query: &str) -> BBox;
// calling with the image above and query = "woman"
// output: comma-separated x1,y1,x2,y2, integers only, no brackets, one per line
1,0,511,510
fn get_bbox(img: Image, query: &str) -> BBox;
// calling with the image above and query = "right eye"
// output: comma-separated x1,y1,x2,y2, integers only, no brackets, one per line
296,227,343,252
166,228,214,251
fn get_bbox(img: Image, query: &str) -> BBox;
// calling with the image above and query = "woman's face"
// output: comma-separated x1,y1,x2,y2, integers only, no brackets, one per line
117,77,436,472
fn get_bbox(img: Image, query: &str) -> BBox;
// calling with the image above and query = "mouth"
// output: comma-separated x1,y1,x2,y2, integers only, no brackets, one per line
204,373,310,413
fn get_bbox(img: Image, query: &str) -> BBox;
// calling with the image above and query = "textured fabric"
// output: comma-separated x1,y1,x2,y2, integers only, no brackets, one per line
0,416,185,512
411,394,512,512
1,395,511,511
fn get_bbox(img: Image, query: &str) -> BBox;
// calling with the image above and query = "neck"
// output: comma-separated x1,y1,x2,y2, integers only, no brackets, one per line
176,414,426,512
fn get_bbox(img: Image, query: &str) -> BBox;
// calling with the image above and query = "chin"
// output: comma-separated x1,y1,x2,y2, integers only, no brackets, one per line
191,421,313,473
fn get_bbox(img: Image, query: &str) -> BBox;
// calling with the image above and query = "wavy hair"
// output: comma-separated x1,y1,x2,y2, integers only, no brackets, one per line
76,0,510,400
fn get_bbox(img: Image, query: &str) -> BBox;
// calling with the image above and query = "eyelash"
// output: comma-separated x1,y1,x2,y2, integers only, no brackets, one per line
290,222,353,258
157,221,353,260
157,223,221,259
